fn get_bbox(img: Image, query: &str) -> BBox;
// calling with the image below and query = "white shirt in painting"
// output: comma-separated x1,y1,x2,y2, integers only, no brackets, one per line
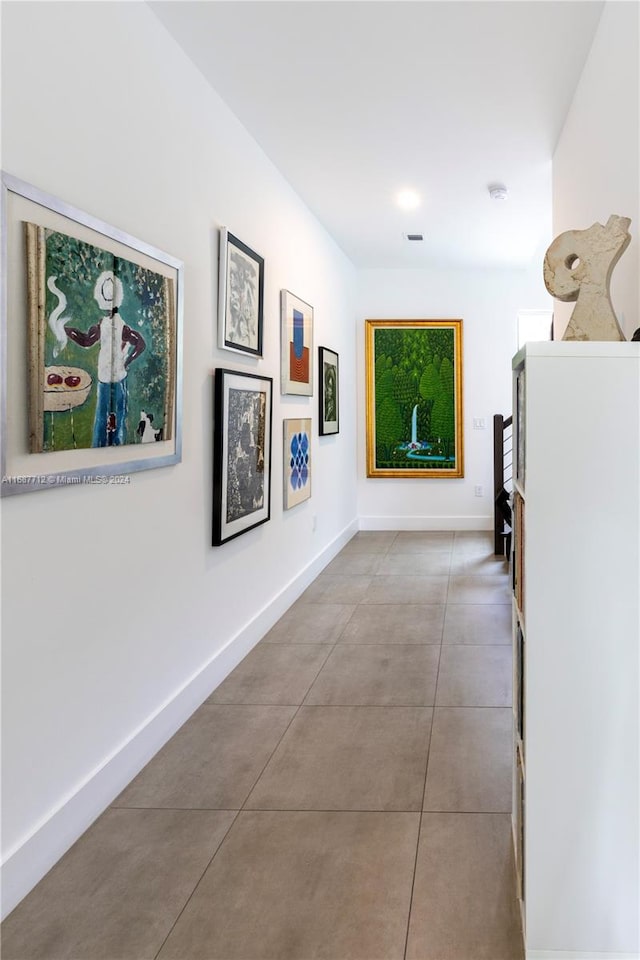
97,312,129,383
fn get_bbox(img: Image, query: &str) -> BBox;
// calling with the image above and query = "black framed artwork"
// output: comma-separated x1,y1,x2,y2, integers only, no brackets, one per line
318,346,339,435
218,228,264,357
212,368,272,545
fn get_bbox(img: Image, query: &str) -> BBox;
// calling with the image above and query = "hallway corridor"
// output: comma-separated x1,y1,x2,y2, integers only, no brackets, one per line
2,530,523,960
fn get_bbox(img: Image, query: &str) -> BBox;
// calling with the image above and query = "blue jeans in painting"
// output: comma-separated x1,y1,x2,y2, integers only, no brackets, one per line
93,380,128,446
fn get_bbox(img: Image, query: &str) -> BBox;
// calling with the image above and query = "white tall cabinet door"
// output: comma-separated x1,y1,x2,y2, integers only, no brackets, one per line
512,342,640,959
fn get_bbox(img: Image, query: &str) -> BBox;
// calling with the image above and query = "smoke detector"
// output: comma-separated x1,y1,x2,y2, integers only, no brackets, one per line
488,184,508,201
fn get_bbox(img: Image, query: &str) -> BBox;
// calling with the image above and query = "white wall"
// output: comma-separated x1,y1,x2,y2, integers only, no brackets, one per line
356,263,550,528
0,1,357,916
552,1,639,340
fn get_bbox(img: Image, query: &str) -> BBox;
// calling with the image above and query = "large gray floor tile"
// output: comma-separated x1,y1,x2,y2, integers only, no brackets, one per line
350,530,398,545
449,553,510,576
157,810,419,960
299,574,373,604
443,603,512,644
322,552,382,576
262,602,355,643
406,813,524,960
339,531,397,555
305,644,440,706
436,645,512,707
339,604,444,644
1,808,235,960
361,575,448,605
245,705,432,811
424,708,512,812
377,553,452,576
451,531,495,556
389,531,454,554
113,705,296,809
207,644,330,705
447,574,511,604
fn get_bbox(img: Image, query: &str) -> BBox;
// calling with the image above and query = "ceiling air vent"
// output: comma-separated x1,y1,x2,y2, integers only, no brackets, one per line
404,233,424,242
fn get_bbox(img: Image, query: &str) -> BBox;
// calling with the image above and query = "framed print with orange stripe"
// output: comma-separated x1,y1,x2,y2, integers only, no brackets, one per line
281,289,313,396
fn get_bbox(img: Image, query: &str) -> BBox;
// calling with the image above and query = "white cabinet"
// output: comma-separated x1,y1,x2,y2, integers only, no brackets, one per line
511,342,639,959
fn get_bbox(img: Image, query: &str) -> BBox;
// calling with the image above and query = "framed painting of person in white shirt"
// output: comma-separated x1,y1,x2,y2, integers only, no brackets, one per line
26,226,176,454
0,172,183,496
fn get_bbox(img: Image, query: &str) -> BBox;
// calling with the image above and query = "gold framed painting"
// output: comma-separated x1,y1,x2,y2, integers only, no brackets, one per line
365,319,464,478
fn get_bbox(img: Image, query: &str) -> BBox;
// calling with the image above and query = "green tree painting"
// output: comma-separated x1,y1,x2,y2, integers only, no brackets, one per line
366,320,463,477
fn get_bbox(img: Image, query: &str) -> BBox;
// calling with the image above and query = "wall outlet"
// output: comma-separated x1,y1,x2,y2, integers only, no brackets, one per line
474,485,484,497
473,418,486,430
312,514,318,532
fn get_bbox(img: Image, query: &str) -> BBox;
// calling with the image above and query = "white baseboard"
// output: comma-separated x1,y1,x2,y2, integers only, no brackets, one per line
0,519,357,921
358,515,492,531
528,951,639,959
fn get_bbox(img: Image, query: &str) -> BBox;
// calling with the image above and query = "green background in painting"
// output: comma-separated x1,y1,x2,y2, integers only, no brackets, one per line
43,229,171,451
374,326,456,469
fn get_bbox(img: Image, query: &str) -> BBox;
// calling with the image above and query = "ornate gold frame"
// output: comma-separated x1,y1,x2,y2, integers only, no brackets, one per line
365,319,464,479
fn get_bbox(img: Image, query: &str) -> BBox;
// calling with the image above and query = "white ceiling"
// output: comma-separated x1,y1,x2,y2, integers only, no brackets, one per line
149,1,604,269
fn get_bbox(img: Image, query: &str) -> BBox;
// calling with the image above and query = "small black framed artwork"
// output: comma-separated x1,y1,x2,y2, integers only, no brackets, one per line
318,346,339,435
212,368,272,545
218,228,264,357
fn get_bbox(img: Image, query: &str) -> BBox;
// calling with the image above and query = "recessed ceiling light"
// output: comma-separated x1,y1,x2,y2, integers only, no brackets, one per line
397,189,421,210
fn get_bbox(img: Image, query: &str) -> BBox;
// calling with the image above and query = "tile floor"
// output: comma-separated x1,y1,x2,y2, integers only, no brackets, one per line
1,530,524,960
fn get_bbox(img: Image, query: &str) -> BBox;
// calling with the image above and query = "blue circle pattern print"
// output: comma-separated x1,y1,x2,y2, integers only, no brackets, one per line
290,431,310,490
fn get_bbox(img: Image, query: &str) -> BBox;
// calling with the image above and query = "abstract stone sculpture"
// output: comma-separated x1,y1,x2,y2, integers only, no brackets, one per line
543,214,631,341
